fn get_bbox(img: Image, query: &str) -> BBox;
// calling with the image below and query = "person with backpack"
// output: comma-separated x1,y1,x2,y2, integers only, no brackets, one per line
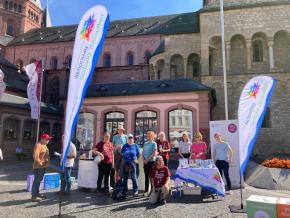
121,134,140,197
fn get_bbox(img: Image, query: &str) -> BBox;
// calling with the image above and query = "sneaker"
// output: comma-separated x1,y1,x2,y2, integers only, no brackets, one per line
143,192,149,197
37,194,46,199
31,197,42,202
133,191,138,197
161,199,167,205
226,190,233,195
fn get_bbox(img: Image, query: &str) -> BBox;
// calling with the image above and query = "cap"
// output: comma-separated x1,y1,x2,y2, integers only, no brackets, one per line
128,134,134,138
41,133,52,140
117,125,125,130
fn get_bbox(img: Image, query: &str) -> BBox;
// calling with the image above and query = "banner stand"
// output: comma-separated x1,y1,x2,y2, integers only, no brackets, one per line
229,169,246,213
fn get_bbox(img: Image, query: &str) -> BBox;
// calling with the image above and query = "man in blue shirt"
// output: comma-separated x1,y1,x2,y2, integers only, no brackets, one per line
111,125,128,186
121,134,140,196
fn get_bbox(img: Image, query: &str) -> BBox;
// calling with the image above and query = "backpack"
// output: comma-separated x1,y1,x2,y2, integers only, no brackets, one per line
112,180,126,201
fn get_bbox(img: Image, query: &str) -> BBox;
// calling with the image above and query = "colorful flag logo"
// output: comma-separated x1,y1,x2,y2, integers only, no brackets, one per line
80,15,96,40
248,82,260,99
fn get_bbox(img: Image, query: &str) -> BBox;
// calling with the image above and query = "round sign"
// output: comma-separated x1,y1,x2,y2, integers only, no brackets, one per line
228,123,237,133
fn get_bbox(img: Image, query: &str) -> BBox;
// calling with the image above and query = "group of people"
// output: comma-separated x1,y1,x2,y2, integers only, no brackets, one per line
30,125,234,203
92,126,171,204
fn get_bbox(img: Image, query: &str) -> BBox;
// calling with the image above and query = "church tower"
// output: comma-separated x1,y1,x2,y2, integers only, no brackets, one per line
0,0,42,38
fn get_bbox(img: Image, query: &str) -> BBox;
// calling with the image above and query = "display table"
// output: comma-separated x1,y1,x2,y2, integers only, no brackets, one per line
78,159,98,189
175,166,226,197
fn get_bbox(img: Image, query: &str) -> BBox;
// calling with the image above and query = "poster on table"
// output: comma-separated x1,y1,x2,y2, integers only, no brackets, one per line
209,119,241,188
62,5,110,170
238,76,276,174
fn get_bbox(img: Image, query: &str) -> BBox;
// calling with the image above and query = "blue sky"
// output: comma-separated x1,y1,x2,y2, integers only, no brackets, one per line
41,0,203,26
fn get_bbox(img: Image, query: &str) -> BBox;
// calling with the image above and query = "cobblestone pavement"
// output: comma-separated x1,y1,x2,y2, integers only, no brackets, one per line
0,160,289,218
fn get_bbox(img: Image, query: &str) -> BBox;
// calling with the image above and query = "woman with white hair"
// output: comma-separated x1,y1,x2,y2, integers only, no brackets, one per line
156,131,171,166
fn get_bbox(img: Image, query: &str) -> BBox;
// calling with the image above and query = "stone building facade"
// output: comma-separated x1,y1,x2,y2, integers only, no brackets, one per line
1,0,290,158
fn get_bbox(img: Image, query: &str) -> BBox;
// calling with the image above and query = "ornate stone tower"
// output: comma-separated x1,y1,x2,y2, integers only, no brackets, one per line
0,0,42,38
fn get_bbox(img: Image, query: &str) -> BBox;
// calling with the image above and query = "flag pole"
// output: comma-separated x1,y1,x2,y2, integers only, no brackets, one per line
220,1,245,212
220,0,229,120
35,59,44,144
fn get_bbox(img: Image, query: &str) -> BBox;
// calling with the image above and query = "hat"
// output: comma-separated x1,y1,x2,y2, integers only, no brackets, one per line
128,134,134,138
41,133,52,140
117,125,125,131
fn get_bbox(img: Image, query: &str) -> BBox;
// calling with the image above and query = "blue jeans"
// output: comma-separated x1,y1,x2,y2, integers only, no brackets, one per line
61,167,72,193
31,168,45,197
123,162,138,193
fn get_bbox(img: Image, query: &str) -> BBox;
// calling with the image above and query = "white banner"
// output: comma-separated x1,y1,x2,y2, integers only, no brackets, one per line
0,69,6,100
238,76,276,174
24,61,42,120
210,120,241,188
62,5,110,170
175,167,226,196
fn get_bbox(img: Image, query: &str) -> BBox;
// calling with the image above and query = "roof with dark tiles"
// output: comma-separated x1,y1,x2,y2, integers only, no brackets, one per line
85,78,212,98
0,93,63,116
0,55,28,91
8,12,199,46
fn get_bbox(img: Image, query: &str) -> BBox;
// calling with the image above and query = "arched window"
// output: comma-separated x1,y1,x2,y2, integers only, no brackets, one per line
187,53,200,78
48,76,60,105
76,113,94,150
28,10,31,18
3,117,19,140
168,109,193,148
13,3,17,11
65,55,72,69
156,59,164,80
135,111,157,146
36,15,39,23
262,107,271,128
104,112,125,137
127,52,134,66
23,120,37,141
29,58,36,64
18,4,22,13
50,57,58,70
6,22,13,36
170,54,184,79
9,1,12,10
253,40,263,62
5,1,8,9
103,53,111,67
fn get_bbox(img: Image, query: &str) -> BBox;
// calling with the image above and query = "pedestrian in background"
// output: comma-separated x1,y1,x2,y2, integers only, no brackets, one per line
156,132,171,166
31,134,51,202
61,135,77,194
143,130,157,196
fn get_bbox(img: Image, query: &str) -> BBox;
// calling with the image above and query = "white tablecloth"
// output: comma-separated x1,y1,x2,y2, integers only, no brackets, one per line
174,167,226,197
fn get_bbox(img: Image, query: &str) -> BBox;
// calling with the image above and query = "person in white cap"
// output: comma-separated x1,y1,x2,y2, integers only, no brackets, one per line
112,125,128,185
121,134,140,197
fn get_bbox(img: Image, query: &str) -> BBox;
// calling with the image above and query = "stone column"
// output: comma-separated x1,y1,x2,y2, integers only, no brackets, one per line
152,64,157,80
225,42,231,73
163,58,171,79
246,39,252,71
268,39,275,70
183,59,187,78
201,43,210,76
